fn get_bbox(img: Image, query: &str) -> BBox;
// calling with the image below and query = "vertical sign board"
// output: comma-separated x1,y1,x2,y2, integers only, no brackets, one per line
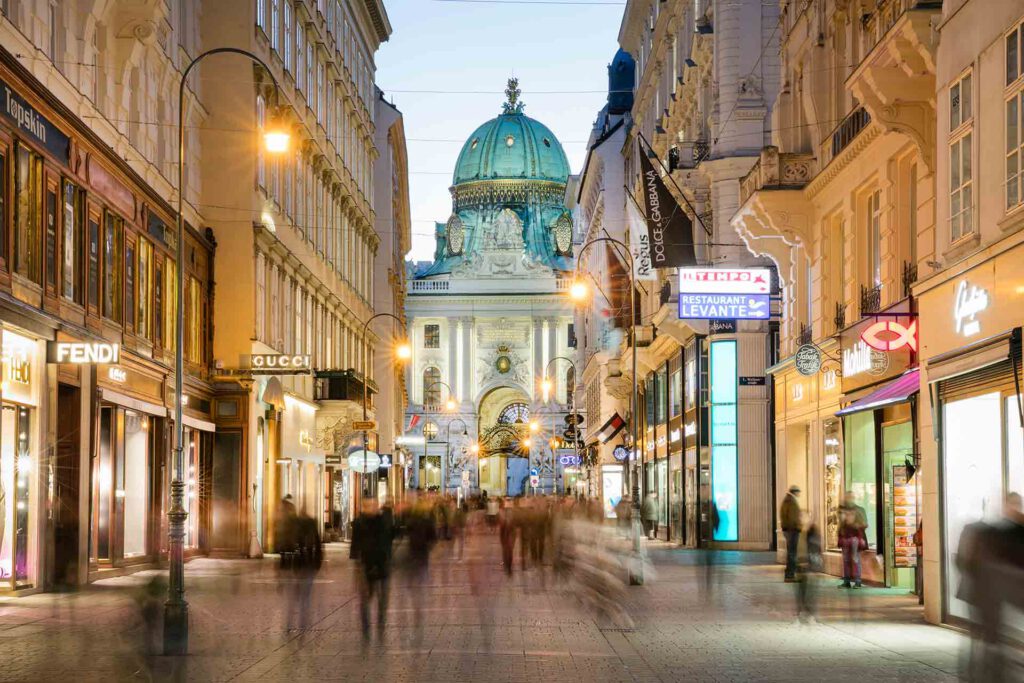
709,340,738,541
892,465,918,568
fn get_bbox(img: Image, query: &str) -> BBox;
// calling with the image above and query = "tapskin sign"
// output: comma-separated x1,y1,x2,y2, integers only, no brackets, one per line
0,77,71,162
638,147,696,268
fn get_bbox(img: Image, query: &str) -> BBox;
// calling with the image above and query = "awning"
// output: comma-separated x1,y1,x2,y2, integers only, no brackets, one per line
836,369,920,417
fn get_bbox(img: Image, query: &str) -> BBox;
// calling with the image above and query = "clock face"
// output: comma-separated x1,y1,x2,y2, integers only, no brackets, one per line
495,355,512,374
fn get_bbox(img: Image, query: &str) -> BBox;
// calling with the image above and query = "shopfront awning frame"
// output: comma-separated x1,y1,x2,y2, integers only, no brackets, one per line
835,368,920,417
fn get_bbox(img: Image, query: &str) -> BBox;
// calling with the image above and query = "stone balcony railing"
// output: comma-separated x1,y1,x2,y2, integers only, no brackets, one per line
739,146,817,206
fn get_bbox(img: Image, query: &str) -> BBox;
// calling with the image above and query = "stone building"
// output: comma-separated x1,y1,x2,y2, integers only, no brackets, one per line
731,0,939,585
404,83,581,498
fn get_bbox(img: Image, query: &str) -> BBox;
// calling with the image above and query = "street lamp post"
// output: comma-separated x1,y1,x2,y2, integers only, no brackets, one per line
170,47,289,655
543,356,580,496
360,312,411,499
570,236,644,585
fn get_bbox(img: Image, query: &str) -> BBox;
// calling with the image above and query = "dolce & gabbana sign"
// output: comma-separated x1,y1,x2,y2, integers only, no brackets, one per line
249,354,312,375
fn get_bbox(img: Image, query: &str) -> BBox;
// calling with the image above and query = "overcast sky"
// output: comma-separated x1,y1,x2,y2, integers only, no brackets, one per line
375,0,625,262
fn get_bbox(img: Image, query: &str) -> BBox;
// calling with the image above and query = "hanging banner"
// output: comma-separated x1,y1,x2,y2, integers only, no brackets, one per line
638,145,697,268
626,198,657,281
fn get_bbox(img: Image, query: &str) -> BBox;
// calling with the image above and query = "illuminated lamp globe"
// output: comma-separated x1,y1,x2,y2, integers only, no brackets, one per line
569,280,588,301
263,129,290,154
395,343,412,360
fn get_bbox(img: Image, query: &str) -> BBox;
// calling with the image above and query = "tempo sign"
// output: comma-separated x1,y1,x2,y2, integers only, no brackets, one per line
48,342,120,364
249,354,312,374
678,267,771,294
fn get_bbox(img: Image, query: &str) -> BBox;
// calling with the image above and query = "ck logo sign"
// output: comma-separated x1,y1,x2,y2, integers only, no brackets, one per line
860,320,918,353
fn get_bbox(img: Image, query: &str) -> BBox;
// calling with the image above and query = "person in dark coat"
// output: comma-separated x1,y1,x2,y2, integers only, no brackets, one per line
402,498,437,643
780,485,802,582
285,511,323,633
351,499,394,647
837,491,867,588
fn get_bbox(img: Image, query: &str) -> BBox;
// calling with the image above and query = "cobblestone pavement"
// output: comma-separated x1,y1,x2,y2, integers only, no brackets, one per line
0,527,1015,682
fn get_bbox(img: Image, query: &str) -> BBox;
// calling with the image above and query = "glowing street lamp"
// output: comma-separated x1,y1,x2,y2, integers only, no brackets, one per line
522,437,532,449
471,442,480,454
529,420,539,433
395,342,412,360
569,279,588,301
541,377,553,403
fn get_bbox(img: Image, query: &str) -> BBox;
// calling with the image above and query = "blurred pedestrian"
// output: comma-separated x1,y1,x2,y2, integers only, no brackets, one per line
838,491,868,588
780,485,802,582
286,511,323,633
615,495,631,537
499,498,516,576
275,494,298,557
351,498,394,647
485,491,500,529
403,499,437,642
642,493,658,539
795,511,822,623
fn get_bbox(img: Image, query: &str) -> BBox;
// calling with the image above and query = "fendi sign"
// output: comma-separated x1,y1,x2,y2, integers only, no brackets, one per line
48,342,121,364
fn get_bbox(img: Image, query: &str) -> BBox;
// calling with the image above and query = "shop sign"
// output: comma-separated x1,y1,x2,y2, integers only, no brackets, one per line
347,449,380,472
708,319,737,334
678,267,771,294
558,451,581,466
396,435,426,446
352,419,376,431
612,445,629,461
47,341,120,364
840,302,913,393
379,454,392,468
791,383,804,402
2,331,38,406
325,454,342,465
795,344,822,376
0,77,71,162
953,280,989,337
822,369,838,391
107,367,127,383
679,293,770,320
739,376,766,386
861,320,918,352
249,354,312,374
298,430,314,452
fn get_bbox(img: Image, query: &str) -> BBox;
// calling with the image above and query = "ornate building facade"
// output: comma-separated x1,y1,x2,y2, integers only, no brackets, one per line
405,83,580,497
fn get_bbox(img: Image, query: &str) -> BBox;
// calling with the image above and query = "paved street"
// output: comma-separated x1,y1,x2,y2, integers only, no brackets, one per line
0,526,1003,682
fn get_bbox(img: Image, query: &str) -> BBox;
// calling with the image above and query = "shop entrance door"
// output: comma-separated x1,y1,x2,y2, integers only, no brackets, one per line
212,431,242,552
882,422,915,590
54,384,80,586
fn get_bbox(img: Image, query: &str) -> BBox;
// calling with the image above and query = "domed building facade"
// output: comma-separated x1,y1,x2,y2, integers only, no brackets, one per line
403,81,582,497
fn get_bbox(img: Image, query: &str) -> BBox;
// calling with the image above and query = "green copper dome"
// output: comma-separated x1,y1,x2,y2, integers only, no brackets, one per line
453,105,570,185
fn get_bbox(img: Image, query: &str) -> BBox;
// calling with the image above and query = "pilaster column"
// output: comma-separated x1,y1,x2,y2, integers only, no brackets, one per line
546,318,557,392
460,316,473,405
447,317,459,400
533,319,544,399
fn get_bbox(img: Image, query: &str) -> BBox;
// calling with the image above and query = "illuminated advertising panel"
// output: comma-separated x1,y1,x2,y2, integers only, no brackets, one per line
710,340,738,541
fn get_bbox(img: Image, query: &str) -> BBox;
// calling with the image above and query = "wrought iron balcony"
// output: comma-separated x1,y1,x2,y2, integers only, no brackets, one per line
314,369,378,406
823,107,871,165
797,324,813,347
860,284,882,317
902,261,918,298
833,302,847,333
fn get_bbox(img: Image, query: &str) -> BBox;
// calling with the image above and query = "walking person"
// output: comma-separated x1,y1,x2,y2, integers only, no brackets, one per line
838,491,868,588
403,499,437,644
351,498,394,648
287,511,323,633
499,498,516,576
642,492,658,540
795,511,822,623
780,485,802,582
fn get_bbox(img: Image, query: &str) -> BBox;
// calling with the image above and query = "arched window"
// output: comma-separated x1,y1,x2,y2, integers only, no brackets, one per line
565,366,576,405
423,367,441,406
498,403,530,425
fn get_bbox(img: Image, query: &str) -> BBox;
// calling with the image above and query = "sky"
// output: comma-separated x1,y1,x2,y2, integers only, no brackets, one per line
375,0,626,263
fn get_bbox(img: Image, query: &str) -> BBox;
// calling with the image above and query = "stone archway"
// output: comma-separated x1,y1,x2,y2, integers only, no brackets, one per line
476,386,531,496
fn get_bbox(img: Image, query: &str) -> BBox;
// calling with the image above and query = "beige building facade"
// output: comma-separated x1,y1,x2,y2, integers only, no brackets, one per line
732,0,940,585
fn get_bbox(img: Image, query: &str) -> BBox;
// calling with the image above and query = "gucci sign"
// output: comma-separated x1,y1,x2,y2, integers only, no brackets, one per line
249,354,312,375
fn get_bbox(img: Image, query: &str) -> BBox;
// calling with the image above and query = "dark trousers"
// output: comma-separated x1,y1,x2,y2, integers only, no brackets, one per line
359,575,389,642
783,529,799,579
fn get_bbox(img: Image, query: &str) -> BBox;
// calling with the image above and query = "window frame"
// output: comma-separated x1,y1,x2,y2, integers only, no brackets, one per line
948,69,975,243
1007,23,1024,212
423,324,440,349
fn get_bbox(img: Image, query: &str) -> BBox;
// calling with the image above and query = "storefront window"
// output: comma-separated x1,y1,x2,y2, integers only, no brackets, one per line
0,405,31,584
709,340,738,541
137,239,151,340
87,213,100,311
186,276,202,364
685,355,696,411
93,405,152,564
163,259,177,352
0,148,7,263
823,418,843,549
943,392,1002,621
1007,395,1024,496
122,411,148,558
102,212,123,322
602,464,623,518
656,366,667,425
61,180,82,304
670,358,682,418
184,428,201,549
14,144,41,284
843,411,877,548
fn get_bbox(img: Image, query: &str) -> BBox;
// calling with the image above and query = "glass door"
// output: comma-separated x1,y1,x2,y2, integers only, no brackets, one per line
882,421,914,589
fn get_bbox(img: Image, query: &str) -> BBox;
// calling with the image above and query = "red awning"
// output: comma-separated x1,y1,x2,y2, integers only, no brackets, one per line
836,369,920,417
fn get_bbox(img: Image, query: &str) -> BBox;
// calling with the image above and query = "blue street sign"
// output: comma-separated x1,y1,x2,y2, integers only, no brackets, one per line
530,467,539,477
679,293,771,320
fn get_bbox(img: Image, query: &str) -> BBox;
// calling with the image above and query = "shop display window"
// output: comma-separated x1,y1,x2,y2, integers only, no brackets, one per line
14,144,42,284
102,212,123,323
92,406,152,565
1007,396,1024,496
823,418,843,549
843,412,877,548
184,428,201,549
943,392,1002,621
709,340,738,541
0,404,31,585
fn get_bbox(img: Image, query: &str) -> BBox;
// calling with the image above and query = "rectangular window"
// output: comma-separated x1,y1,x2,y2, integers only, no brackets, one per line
270,0,280,51
88,212,100,311
424,324,440,349
137,239,151,339
283,1,293,72
256,94,266,189
294,286,303,355
949,72,972,130
0,149,6,265
670,359,682,418
709,340,738,542
154,258,163,347
163,258,176,352
102,212,123,322
45,179,57,290
14,144,41,283
125,239,136,331
950,133,973,241
1008,93,1023,210
306,40,314,108
296,22,305,92
61,180,82,303
186,275,202,364
1008,24,1022,86
256,0,267,31
868,189,882,288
